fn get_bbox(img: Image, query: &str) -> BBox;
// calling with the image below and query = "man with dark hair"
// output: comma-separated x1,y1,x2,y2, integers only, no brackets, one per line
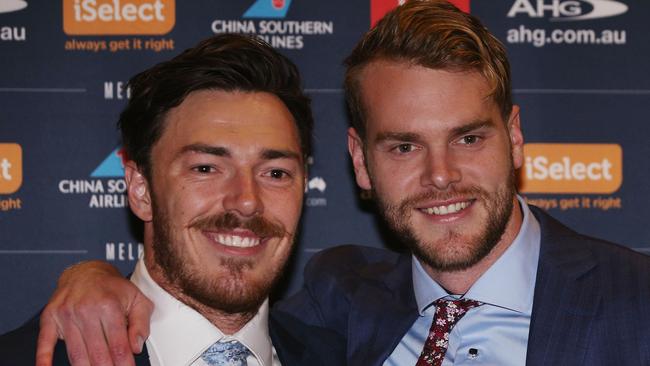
0,34,343,366
21,1,650,365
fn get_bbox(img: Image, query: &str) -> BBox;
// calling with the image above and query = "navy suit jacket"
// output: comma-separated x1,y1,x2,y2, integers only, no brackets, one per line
0,306,345,365
277,206,650,365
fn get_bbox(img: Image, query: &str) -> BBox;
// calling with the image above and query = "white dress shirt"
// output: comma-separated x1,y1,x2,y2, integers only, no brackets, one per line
130,258,281,366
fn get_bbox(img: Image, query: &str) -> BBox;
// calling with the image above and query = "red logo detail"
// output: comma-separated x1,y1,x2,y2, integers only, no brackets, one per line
117,147,129,166
370,0,470,28
272,0,285,10
450,0,470,13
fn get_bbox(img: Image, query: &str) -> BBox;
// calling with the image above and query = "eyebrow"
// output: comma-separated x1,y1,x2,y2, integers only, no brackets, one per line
180,144,230,157
450,119,496,137
374,119,496,144
260,148,302,161
375,131,423,144
179,143,301,161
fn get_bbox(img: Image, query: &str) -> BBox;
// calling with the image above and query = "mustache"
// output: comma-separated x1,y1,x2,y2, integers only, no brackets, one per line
189,212,286,238
399,186,486,209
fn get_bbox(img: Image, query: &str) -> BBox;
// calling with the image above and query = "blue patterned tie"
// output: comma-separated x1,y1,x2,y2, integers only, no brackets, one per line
201,340,252,366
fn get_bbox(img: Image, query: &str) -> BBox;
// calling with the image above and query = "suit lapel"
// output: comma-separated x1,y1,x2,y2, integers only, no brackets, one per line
347,253,419,366
269,309,346,366
526,207,601,366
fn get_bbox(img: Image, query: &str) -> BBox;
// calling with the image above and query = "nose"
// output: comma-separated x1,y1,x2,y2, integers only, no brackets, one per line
420,149,461,190
222,170,263,217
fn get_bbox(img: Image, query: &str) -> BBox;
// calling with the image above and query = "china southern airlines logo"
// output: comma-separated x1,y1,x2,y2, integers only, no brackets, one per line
508,0,628,21
0,0,27,13
243,0,292,19
91,148,125,177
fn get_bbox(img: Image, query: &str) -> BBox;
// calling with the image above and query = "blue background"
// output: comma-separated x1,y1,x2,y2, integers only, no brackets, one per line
1,0,648,334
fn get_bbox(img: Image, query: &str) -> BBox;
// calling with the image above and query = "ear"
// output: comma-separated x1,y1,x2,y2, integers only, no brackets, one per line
507,105,524,170
124,161,153,222
348,127,372,190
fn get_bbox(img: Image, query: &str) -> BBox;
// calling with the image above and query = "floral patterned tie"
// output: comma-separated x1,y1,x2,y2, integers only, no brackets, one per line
416,298,482,366
201,340,252,366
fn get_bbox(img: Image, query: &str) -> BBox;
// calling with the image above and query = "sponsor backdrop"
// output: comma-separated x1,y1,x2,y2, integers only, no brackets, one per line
0,0,648,333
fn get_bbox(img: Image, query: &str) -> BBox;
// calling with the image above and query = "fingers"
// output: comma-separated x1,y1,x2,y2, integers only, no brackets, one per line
36,311,59,366
100,309,136,366
73,303,122,366
60,315,92,366
35,261,140,366
126,293,154,354
57,299,137,366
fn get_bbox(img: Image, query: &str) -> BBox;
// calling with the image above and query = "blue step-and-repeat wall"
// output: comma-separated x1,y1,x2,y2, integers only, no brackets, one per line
1,0,648,334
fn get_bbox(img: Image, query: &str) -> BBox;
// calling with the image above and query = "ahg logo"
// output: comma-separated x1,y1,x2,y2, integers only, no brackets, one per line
0,0,27,14
507,0,628,21
63,0,175,35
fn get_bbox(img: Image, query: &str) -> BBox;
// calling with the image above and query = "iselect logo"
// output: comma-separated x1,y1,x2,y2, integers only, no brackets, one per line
63,0,175,35
519,143,622,194
507,0,628,21
0,143,23,194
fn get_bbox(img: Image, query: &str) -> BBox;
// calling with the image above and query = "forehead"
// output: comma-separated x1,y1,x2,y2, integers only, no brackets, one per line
156,89,301,155
358,61,500,134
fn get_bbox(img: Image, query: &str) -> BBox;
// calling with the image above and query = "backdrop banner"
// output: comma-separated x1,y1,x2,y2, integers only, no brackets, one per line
1,0,648,333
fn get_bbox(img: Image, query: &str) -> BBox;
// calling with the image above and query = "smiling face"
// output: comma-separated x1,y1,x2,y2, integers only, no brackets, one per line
126,90,305,315
349,61,524,275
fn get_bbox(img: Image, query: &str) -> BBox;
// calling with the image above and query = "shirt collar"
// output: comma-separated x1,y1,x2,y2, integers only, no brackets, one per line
412,195,541,315
130,258,274,366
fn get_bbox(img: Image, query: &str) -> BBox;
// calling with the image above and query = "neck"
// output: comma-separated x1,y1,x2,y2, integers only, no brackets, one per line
172,286,257,335
141,225,258,334
425,198,523,295
145,257,258,334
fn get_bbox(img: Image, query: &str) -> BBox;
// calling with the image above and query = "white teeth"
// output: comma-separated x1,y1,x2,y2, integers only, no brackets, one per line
424,201,470,216
214,234,261,248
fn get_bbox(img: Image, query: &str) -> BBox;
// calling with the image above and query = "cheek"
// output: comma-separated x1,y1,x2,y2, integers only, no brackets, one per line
370,156,423,195
168,183,223,224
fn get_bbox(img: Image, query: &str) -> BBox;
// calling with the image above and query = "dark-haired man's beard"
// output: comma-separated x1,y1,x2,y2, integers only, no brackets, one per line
151,205,289,314
375,171,516,273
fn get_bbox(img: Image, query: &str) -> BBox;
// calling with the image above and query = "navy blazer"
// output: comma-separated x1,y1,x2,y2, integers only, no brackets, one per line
0,306,345,365
278,206,650,365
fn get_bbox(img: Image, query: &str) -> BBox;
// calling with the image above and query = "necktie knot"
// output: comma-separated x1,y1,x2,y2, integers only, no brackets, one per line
416,298,483,366
201,340,252,366
434,298,482,323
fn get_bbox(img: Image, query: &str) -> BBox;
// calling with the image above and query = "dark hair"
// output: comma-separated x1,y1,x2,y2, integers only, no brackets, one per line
119,34,312,178
344,0,512,139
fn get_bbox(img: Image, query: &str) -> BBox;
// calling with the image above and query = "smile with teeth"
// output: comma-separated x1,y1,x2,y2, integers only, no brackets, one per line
422,201,471,216
215,234,261,248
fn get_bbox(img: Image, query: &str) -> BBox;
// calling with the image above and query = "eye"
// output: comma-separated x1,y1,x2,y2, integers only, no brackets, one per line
459,135,481,145
267,169,291,180
192,165,216,174
394,143,416,154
